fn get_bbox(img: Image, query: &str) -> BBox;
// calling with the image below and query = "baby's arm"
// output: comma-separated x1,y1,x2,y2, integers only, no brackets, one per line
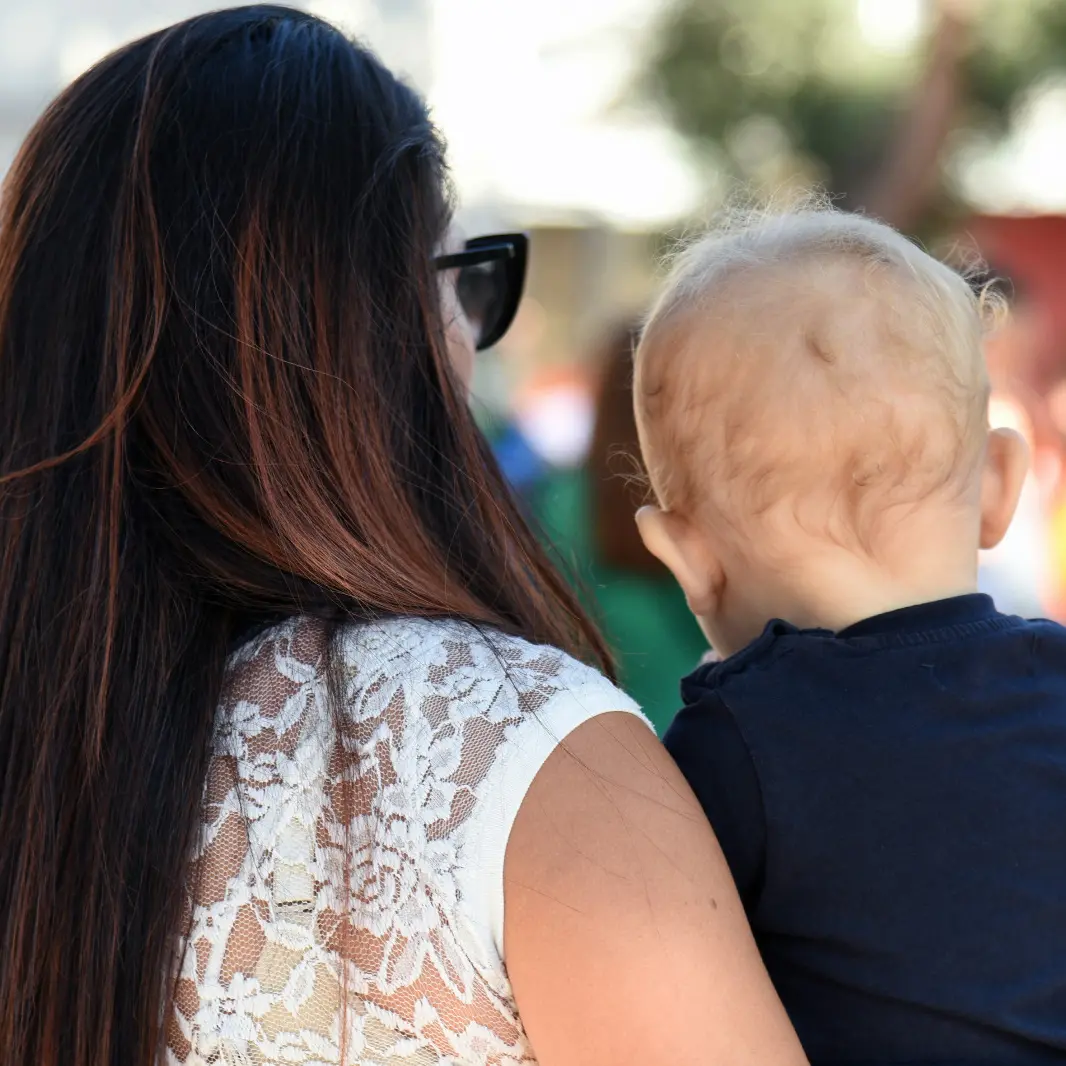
663,693,766,909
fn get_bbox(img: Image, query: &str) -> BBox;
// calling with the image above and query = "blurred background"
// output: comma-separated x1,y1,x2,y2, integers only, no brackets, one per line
3,0,1066,728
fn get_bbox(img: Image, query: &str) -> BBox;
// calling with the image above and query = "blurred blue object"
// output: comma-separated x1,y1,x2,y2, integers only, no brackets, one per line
490,419,549,500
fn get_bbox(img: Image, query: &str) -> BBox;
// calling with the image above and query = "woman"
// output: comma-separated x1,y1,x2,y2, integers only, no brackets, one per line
534,323,709,730
0,8,806,1066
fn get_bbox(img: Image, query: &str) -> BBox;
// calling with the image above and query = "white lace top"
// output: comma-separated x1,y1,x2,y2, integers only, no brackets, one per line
165,614,646,1066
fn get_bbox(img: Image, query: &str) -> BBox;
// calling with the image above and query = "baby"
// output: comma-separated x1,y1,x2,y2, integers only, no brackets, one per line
634,207,1066,1064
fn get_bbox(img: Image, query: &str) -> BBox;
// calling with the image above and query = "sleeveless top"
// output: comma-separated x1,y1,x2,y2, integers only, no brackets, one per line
164,614,645,1066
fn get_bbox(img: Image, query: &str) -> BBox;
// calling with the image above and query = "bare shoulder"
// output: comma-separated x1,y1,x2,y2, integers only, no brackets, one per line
504,711,807,1066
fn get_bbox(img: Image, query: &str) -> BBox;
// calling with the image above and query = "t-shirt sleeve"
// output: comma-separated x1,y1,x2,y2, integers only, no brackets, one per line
664,693,767,909
455,653,653,963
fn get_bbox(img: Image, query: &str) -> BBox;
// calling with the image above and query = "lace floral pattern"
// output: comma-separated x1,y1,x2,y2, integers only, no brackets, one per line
164,615,627,1066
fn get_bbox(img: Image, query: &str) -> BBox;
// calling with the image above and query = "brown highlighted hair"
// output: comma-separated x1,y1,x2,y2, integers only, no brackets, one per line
0,7,609,1065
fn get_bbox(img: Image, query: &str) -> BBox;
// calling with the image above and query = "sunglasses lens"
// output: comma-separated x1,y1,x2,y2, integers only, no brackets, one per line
456,259,507,350
436,234,527,350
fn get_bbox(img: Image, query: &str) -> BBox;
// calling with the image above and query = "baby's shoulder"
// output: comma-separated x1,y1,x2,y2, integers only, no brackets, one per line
681,620,813,702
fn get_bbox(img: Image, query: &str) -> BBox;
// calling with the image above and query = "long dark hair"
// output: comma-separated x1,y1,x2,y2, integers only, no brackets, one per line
0,8,610,1064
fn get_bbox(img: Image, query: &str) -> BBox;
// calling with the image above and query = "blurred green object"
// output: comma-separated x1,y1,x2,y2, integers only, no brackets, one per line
639,0,1066,235
532,465,708,735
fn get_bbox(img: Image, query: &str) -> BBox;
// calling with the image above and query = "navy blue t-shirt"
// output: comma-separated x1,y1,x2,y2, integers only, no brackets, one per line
665,594,1066,1065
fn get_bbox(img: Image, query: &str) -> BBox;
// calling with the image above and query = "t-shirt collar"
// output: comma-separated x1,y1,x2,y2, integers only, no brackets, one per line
836,593,999,640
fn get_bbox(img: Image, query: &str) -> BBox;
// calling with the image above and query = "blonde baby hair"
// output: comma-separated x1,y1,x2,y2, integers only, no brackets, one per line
634,203,997,552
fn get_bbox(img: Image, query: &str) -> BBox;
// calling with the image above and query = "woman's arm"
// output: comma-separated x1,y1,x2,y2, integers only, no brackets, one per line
504,711,807,1066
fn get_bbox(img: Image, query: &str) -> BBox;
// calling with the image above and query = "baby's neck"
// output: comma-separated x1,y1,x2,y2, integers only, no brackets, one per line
728,523,982,647
764,561,979,635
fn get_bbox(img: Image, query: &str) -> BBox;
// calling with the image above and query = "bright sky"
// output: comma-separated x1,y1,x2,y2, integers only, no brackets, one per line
957,77,1066,213
425,0,702,227
856,0,926,53
309,0,703,227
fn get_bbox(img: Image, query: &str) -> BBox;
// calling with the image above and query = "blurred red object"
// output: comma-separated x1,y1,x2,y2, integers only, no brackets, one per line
969,215,1066,617
969,215,1066,398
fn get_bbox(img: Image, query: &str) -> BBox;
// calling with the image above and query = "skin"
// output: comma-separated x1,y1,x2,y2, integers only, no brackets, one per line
439,226,478,387
443,260,809,1066
634,375,1029,657
504,713,808,1066
632,251,1031,657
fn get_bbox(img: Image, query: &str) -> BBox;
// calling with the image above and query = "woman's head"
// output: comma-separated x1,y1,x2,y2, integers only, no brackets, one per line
0,8,607,1064
2,3,533,626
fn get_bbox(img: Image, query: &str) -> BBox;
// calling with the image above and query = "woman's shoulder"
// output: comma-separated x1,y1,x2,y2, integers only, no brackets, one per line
225,612,647,757
332,615,650,776
334,613,632,709
331,615,651,959
209,613,655,1049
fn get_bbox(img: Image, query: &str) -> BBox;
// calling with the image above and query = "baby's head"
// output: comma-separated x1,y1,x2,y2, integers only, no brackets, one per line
634,207,1028,655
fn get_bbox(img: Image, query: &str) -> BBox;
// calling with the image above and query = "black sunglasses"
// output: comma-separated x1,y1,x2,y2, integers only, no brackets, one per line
434,232,528,351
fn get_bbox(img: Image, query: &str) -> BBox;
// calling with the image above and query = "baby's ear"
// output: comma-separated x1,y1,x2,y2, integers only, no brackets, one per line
635,506,723,616
979,427,1030,550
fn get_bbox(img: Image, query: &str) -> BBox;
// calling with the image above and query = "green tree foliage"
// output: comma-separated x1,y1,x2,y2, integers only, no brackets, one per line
640,0,1066,223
